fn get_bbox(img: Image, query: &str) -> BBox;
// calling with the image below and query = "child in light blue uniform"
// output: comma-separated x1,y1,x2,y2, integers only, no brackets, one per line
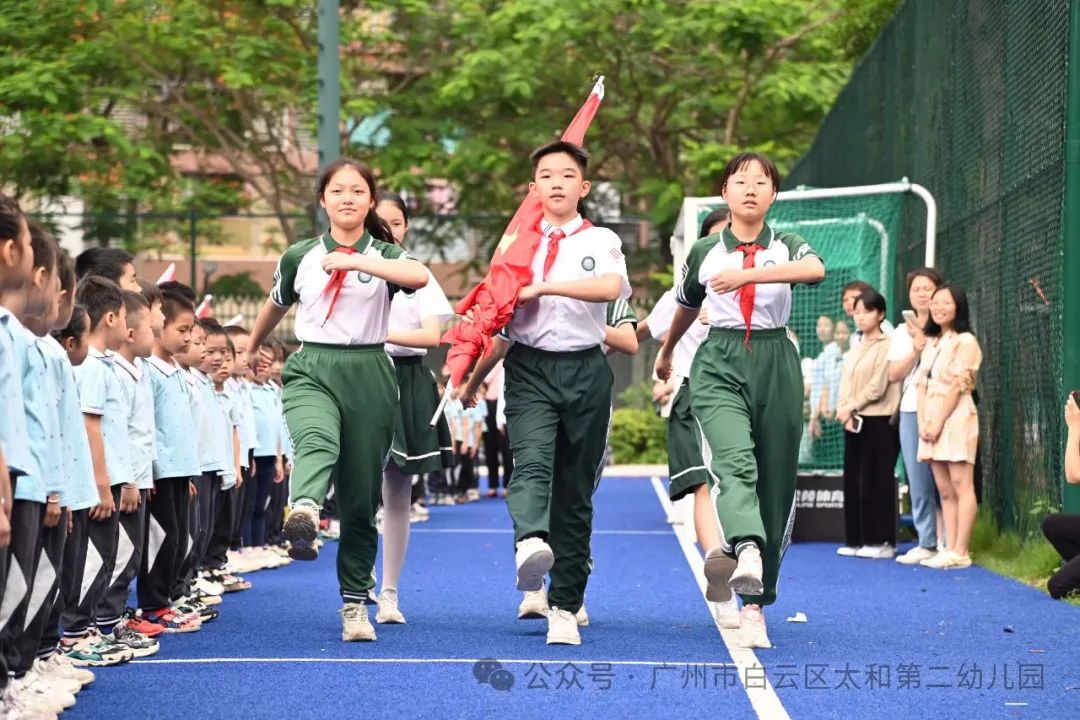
245,367,284,548
66,276,135,659
1,219,57,696
140,287,201,632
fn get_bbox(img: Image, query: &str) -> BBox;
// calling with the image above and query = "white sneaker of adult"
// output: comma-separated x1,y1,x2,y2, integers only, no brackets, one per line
375,589,406,624
514,538,554,591
855,544,896,560
896,546,937,565
836,546,860,557
546,607,581,645
518,587,548,619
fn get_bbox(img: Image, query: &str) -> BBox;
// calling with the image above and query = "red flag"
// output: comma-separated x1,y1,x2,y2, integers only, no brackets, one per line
195,294,213,319
441,76,606,386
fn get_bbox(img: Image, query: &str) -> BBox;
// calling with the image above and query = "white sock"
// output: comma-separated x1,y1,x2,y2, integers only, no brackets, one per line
380,462,413,592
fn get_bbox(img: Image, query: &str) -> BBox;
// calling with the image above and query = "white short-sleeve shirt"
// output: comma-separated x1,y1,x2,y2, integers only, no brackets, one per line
647,288,709,380
886,324,920,413
386,268,454,357
504,216,631,352
270,232,413,346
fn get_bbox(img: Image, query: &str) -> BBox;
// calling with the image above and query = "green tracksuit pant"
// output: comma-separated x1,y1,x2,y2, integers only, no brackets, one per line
504,343,612,614
689,327,803,607
282,343,397,604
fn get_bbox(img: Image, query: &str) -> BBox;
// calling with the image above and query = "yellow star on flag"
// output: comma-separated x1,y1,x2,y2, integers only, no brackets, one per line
497,227,520,255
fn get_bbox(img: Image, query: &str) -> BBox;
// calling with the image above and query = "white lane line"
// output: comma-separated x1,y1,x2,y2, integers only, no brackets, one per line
133,657,738,667
409,528,671,536
649,476,791,720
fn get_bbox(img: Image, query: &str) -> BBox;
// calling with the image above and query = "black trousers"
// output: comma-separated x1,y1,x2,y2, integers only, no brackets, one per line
207,483,236,570
61,490,119,634
99,488,147,628
192,472,217,572
483,399,513,489
0,496,44,680
59,509,89,635
175,473,214,599
231,457,254,550
137,477,190,612
267,476,288,546
246,456,276,547
37,509,69,662
455,447,477,492
842,416,900,547
1044,513,1080,599
18,510,65,674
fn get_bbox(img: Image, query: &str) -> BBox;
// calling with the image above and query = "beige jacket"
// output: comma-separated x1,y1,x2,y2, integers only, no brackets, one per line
838,333,900,417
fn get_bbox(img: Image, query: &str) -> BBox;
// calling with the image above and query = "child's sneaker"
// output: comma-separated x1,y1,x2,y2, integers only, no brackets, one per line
86,630,137,663
59,634,130,667
109,625,160,658
514,537,555,591
465,488,481,502
729,545,765,597
174,597,219,623
340,603,377,642
123,608,166,638
375,589,406,624
38,653,95,689
284,500,321,561
9,673,74,714
575,603,589,627
0,685,57,720
143,608,201,634
28,660,80,695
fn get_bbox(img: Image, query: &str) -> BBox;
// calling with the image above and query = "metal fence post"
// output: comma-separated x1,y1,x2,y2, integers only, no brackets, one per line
189,210,198,290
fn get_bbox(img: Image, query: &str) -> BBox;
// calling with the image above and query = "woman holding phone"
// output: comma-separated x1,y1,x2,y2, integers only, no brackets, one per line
887,268,946,564
835,288,901,559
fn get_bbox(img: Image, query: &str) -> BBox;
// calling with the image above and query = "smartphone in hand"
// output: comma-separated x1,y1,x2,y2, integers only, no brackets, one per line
901,310,918,325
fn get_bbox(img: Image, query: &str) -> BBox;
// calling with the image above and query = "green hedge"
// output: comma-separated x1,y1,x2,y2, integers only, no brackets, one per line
609,407,667,465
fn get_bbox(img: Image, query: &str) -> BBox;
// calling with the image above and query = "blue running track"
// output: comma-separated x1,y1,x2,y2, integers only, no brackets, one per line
66,475,1080,719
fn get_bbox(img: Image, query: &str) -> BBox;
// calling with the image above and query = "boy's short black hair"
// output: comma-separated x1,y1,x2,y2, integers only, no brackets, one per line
224,324,250,339
719,152,781,194
28,222,59,276
75,247,134,282
160,288,196,325
158,281,197,304
197,317,226,339
75,276,124,330
52,303,89,344
138,278,163,307
123,290,149,321
530,140,589,175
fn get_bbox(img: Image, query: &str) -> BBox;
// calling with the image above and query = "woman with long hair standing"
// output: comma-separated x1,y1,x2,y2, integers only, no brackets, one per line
916,285,982,570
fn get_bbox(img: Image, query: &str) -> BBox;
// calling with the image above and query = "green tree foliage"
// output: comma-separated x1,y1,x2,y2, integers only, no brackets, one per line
206,272,265,299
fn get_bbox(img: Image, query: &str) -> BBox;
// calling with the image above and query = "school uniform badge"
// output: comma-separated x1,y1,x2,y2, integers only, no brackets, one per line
358,272,373,283
581,256,596,271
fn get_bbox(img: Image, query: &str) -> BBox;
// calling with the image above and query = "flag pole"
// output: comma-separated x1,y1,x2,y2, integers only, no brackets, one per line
430,381,454,427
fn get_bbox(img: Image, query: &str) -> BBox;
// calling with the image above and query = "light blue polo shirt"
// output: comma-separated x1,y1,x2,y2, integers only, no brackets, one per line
147,354,200,480
73,346,134,488
270,380,293,463
250,381,283,458
35,337,65,496
16,329,55,503
191,368,226,474
114,355,156,490
0,308,34,480
225,377,256,469
40,335,98,510
215,388,240,489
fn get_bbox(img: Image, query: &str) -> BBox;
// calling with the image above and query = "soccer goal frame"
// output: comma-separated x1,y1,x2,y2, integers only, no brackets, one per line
670,178,939,284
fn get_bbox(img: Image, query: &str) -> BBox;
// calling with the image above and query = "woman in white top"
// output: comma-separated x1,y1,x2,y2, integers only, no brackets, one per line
887,267,945,565
246,160,430,642
372,191,456,625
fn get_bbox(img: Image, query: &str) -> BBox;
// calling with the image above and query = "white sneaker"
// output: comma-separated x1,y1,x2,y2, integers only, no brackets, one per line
836,546,859,557
855,544,896,560
896,546,937,565
39,653,95,689
546,607,581,645
514,538,554,591
10,673,75,713
738,604,772,649
340,603,377,641
411,502,430,518
375,589,406,624
728,545,764,597
194,576,224,596
714,598,741,629
922,550,972,570
465,488,481,502
0,687,56,720
575,603,589,627
518,587,549,619
703,547,737,601
28,661,80,695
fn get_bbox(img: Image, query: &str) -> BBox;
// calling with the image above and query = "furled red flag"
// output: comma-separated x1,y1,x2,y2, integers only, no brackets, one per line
195,294,213,319
156,263,176,284
441,76,606,387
